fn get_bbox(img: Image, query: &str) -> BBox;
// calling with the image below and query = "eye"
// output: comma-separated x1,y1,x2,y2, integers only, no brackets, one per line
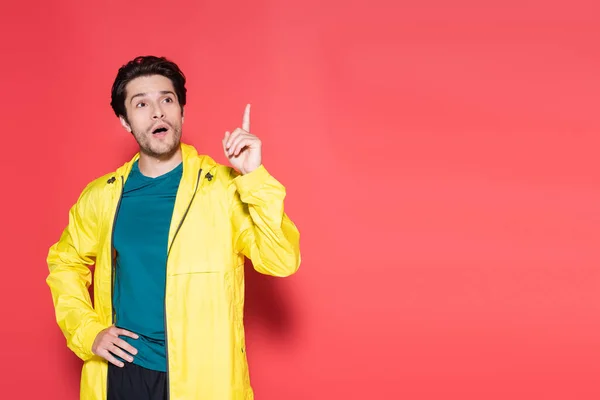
136,102,146,108
163,97,173,103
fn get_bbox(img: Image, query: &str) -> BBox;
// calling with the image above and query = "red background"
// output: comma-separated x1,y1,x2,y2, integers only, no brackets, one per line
1,0,599,399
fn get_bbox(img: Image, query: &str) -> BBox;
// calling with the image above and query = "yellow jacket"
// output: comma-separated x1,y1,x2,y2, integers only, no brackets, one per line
46,143,301,399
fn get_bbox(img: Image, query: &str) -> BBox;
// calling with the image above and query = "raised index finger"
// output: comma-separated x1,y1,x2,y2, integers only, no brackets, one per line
242,103,251,132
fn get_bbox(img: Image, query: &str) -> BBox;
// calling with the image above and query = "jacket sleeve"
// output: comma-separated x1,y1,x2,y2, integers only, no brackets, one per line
46,183,108,361
229,165,301,277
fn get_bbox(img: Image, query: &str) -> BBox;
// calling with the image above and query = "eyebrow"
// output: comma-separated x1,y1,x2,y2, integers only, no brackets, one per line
130,90,176,103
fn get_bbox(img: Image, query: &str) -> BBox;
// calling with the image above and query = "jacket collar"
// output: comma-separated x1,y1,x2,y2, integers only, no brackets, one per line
113,142,218,184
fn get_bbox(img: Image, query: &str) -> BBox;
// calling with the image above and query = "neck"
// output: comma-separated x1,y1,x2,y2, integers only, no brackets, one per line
137,146,183,178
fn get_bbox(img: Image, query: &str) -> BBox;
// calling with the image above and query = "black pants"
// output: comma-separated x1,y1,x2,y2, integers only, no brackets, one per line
107,362,167,400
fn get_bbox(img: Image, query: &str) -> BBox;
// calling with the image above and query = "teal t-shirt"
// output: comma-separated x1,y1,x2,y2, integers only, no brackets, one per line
112,160,183,372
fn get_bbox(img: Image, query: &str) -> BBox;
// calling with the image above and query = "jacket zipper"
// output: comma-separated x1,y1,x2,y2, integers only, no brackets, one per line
164,168,203,400
108,176,124,396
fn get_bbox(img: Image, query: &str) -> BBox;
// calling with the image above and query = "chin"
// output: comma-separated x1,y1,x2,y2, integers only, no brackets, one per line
158,141,180,155
139,142,178,158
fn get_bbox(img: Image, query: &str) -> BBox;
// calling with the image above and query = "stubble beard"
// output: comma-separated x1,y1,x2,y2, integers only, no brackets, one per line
134,124,182,159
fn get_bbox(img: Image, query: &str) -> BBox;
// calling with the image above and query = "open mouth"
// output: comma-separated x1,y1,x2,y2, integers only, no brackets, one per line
152,126,169,135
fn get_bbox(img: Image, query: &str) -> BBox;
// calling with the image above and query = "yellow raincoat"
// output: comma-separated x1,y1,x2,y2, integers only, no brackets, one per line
46,143,301,399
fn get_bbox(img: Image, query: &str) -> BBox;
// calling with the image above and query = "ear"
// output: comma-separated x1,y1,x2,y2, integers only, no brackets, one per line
181,108,185,124
119,116,132,133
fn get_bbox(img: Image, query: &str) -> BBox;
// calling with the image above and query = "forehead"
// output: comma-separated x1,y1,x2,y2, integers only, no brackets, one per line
124,75,175,99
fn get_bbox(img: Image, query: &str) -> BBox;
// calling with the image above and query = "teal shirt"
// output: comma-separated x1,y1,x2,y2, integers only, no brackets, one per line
112,160,183,372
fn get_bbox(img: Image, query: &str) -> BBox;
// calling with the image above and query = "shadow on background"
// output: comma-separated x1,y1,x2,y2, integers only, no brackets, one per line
243,259,296,337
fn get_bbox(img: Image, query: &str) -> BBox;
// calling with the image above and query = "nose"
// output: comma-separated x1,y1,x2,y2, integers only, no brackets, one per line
152,104,165,119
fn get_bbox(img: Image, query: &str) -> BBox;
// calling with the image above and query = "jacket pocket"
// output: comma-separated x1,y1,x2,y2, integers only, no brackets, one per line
167,243,235,275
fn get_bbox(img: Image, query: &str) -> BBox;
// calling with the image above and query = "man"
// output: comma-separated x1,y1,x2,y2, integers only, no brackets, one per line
46,55,301,400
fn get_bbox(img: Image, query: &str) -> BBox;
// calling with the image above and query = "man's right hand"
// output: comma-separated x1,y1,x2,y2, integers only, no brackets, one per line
92,326,139,367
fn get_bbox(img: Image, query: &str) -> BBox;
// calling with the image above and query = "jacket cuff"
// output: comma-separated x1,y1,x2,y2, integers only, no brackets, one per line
81,320,108,360
234,164,270,194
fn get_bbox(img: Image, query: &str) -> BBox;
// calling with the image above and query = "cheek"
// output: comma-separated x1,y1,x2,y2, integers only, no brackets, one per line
169,111,183,126
128,113,151,132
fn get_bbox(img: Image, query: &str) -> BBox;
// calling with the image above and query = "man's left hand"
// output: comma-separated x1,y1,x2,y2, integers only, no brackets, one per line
223,104,262,175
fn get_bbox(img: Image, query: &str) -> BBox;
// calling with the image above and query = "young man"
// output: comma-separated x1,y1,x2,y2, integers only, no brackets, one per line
46,56,301,400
